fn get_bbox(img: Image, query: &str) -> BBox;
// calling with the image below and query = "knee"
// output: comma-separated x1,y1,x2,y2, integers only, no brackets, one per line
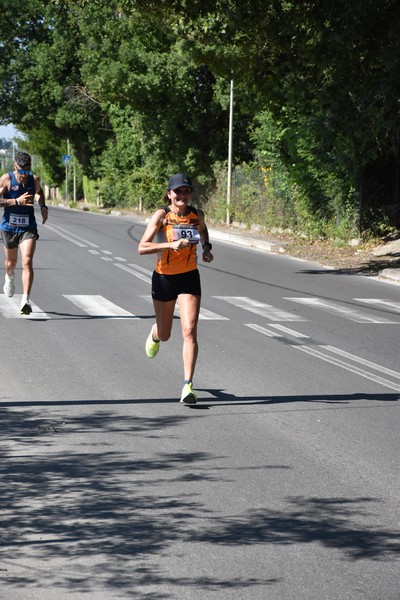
157,327,171,342
158,331,171,342
21,256,33,270
5,256,17,269
181,324,197,341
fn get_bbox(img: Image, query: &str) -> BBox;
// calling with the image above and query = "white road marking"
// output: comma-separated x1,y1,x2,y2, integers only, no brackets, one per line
354,298,400,313
115,263,152,284
245,324,283,337
246,316,400,391
293,345,400,392
114,257,127,262
127,264,153,276
63,295,136,318
268,324,310,338
0,296,50,319
196,307,229,320
321,345,400,380
286,297,399,323
46,224,99,248
139,295,229,320
213,296,305,321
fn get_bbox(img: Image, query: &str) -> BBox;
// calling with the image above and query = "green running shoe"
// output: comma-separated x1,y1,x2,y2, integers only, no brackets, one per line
180,382,197,404
145,327,160,358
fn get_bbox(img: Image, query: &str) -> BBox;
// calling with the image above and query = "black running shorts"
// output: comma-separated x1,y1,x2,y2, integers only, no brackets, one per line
152,269,201,301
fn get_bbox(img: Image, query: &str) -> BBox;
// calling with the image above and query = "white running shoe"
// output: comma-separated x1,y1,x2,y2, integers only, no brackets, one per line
3,273,15,297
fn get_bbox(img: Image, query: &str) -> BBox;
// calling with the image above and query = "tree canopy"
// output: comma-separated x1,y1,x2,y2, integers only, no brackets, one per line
1,0,399,234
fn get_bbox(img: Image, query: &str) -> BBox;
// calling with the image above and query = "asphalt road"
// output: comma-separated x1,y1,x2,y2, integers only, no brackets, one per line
1,206,399,600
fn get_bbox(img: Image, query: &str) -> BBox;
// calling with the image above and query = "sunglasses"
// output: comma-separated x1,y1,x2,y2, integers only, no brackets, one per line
17,169,31,174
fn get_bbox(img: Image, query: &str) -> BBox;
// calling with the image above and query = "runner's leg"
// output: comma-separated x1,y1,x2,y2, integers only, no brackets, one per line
177,293,200,382
4,245,18,277
19,237,36,295
153,299,176,342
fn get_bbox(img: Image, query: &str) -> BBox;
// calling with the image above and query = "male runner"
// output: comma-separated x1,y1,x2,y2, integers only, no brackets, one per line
0,150,48,314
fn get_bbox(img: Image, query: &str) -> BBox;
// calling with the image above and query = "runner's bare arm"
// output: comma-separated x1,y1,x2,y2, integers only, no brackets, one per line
0,173,10,205
198,209,214,263
34,175,48,224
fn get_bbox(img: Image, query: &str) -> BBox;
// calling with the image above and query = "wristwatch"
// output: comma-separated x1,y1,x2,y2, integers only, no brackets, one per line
202,242,212,250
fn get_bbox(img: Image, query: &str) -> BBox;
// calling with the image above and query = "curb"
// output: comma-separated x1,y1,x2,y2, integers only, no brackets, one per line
378,268,400,283
210,227,400,284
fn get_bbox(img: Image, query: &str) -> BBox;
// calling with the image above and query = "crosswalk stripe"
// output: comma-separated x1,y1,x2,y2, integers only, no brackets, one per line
0,296,50,319
213,296,305,321
0,294,398,325
197,307,229,320
139,295,228,320
354,298,400,313
63,295,136,318
286,297,399,323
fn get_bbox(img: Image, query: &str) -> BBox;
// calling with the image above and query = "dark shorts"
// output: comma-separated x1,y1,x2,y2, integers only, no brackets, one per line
1,229,39,249
152,269,201,302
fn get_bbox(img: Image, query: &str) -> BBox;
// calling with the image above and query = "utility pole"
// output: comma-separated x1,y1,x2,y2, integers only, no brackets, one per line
65,138,70,204
73,158,76,203
226,78,234,225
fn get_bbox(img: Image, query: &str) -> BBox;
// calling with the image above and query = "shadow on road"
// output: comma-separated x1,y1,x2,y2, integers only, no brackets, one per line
1,396,399,596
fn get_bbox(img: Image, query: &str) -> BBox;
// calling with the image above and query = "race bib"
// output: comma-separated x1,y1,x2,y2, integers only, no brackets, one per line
172,224,200,244
9,213,30,227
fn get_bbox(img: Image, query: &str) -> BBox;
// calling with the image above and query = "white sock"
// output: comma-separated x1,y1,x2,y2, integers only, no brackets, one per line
6,273,14,282
21,294,29,304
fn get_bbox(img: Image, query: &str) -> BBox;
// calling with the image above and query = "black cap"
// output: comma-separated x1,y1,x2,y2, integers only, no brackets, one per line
168,173,193,190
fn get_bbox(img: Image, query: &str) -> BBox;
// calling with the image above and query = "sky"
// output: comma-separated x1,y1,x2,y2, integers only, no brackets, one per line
0,124,19,140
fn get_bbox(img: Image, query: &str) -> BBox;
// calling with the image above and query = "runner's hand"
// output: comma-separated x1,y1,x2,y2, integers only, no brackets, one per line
202,249,214,263
41,206,48,224
171,239,191,252
18,192,34,206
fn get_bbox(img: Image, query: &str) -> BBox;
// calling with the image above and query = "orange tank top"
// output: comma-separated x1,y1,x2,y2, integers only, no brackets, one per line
155,206,200,275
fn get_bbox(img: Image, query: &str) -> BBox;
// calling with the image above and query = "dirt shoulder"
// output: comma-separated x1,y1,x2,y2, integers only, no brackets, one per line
273,232,400,276
208,218,400,278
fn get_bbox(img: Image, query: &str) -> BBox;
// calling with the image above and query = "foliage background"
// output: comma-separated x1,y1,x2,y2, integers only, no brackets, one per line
1,0,400,239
